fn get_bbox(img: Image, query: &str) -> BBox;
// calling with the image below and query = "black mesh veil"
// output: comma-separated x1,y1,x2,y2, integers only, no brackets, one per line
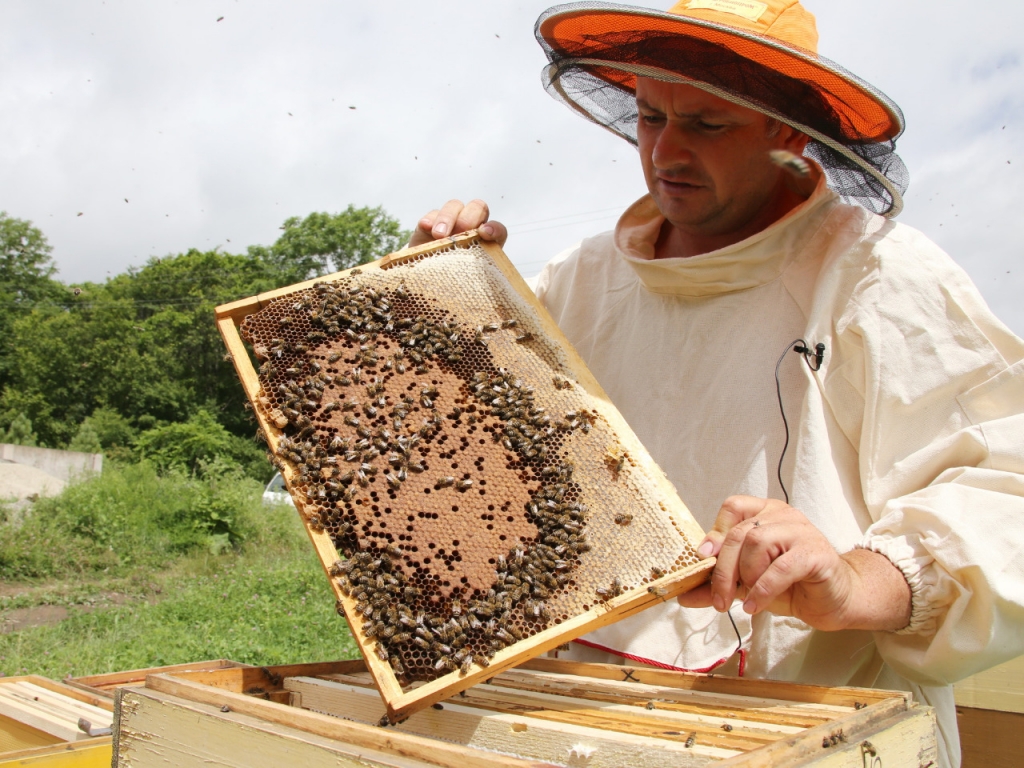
536,3,909,217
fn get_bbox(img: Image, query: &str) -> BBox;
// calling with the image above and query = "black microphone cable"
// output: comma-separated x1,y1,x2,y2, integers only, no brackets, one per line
773,339,825,504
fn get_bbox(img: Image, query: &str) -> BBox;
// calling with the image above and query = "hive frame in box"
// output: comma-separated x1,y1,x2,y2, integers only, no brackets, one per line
116,659,937,767
215,231,714,721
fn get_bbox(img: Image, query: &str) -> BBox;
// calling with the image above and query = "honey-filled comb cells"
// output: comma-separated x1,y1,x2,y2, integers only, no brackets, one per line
215,232,713,720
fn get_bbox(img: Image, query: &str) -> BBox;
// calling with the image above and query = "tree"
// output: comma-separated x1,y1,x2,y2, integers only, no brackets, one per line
252,205,410,283
0,213,63,390
0,414,38,447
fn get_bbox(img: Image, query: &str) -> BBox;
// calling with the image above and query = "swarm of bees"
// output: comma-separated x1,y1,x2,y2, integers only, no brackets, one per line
241,275,606,685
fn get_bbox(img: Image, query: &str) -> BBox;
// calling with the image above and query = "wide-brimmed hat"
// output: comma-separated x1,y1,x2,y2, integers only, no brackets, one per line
536,0,908,216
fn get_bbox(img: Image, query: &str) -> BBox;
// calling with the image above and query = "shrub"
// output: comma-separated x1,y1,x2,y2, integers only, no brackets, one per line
135,410,270,482
0,462,273,579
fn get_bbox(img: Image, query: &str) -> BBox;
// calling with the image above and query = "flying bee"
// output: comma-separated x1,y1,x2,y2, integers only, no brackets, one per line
768,148,811,178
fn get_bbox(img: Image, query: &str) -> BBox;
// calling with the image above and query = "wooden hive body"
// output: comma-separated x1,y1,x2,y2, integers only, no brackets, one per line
114,659,938,767
216,233,713,719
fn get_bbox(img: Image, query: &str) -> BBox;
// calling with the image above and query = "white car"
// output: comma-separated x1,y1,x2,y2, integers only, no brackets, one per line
262,472,295,507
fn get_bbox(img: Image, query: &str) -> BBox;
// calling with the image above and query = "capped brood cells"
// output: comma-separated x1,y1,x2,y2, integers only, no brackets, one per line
218,233,710,718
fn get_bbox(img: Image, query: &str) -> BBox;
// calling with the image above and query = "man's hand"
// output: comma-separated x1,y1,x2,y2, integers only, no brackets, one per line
408,199,508,248
677,495,912,632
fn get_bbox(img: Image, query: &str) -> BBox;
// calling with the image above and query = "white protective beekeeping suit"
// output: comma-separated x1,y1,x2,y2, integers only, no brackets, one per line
534,171,1024,768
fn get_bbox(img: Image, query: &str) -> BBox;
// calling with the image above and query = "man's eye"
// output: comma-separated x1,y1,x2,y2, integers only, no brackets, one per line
698,121,726,132
640,114,664,125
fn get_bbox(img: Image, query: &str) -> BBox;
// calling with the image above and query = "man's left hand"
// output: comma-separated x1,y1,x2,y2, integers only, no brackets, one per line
677,495,912,632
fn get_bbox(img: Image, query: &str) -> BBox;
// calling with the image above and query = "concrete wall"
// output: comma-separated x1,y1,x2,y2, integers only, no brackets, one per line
0,444,102,483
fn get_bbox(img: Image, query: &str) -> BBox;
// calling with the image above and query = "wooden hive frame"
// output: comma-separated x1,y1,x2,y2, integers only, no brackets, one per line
115,659,937,767
0,675,113,767
215,232,714,721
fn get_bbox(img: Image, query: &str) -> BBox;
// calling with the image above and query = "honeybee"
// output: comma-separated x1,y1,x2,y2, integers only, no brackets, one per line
768,149,811,178
685,733,696,748
615,512,633,525
604,447,626,476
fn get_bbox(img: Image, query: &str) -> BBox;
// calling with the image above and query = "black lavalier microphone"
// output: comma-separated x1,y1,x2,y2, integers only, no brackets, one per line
792,342,825,371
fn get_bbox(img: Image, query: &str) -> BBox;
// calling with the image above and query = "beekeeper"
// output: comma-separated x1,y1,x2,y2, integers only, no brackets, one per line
410,3,1024,765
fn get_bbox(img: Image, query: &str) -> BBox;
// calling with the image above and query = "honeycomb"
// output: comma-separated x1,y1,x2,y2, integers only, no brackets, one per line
237,239,701,688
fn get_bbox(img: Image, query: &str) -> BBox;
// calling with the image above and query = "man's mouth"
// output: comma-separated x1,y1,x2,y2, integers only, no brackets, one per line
656,177,703,193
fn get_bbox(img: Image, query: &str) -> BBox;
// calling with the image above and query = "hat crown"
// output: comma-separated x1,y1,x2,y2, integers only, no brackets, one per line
665,0,818,53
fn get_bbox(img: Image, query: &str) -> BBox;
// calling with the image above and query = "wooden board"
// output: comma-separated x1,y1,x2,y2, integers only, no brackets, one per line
957,705,1024,768
117,659,937,767
67,659,249,698
215,232,715,720
0,737,110,767
954,654,1024,714
115,686,459,768
0,678,113,745
137,674,555,768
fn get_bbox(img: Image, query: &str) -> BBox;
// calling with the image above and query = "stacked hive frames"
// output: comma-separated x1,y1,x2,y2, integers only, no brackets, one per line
122,659,938,768
216,232,712,719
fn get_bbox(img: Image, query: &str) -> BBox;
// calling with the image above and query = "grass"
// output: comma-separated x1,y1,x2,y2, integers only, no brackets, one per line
0,464,360,679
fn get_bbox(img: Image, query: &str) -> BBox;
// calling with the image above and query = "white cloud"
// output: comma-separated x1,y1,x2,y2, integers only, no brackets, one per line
1,0,1022,335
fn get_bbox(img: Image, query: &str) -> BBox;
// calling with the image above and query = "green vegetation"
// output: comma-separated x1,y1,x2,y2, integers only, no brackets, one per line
0,207,406,677
0,467,358,678
0,206,409,451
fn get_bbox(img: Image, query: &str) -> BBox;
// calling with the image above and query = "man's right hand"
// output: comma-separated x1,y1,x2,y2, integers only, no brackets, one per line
408,199,508,248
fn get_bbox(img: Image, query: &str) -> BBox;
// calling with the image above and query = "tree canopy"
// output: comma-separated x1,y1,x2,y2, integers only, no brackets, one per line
0,205,408,478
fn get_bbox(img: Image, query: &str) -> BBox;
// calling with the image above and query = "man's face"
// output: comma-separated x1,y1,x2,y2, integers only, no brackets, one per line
635,78,806,246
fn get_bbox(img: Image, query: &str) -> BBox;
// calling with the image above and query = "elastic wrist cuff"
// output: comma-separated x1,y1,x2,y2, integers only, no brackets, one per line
857,535,942,635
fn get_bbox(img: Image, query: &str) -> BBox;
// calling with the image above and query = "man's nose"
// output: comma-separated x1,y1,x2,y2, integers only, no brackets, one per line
651,126,694,170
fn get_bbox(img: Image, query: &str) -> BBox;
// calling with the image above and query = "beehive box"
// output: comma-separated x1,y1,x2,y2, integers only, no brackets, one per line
0,676,113,767
112,658,937,767
66,659,251,700
215,232,713,720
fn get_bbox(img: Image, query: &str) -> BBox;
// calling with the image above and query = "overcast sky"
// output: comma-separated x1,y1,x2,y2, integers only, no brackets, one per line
3,1,1022,335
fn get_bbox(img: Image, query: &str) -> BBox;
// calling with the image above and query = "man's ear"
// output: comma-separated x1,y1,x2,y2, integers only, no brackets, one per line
780,125,810,155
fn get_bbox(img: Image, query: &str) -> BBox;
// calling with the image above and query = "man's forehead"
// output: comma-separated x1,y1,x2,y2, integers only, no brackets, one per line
635,78,759,120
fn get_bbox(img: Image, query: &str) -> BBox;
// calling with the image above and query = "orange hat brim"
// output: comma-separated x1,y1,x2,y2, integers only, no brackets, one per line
537,6,903,143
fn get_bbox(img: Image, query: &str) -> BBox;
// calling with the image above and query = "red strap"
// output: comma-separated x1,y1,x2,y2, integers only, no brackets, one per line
571,638,747,676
